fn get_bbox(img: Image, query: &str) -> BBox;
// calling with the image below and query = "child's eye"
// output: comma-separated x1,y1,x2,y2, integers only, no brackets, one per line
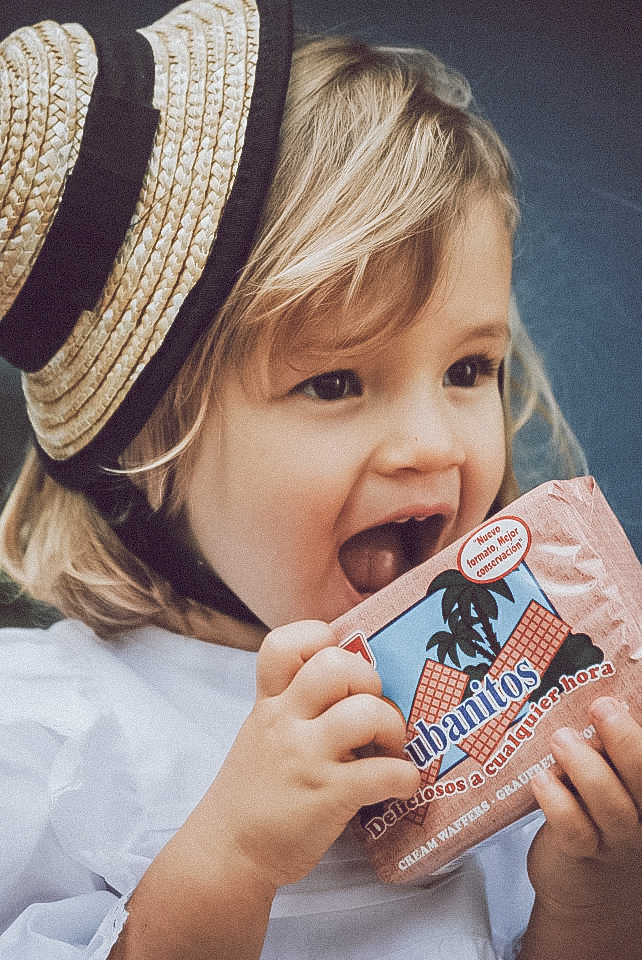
444,355,497,389
296,370,362,401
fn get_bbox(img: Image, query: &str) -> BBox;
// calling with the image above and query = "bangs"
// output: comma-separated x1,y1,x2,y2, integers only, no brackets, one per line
231,228,444,394
213,36,519,391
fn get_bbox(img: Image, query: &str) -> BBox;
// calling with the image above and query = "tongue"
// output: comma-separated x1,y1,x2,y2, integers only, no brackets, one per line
338,523,407,594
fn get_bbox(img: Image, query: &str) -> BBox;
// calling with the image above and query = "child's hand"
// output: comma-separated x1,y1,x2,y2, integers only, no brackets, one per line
112,622,420,959
196,620,420,889
522,696,642,958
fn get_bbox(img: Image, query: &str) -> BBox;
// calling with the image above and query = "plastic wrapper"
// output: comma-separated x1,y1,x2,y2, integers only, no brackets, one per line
331,477,642,883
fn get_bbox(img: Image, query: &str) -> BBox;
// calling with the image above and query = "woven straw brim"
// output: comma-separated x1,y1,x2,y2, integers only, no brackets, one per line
1,0,258,461
0,20,97,318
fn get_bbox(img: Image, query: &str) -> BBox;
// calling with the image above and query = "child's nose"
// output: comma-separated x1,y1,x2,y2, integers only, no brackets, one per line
373,390,466,476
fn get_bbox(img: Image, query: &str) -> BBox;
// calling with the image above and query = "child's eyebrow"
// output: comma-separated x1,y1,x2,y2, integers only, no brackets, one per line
457,320,511,346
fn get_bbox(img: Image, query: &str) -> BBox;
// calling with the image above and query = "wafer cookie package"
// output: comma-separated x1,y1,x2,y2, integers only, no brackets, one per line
331,477,642,883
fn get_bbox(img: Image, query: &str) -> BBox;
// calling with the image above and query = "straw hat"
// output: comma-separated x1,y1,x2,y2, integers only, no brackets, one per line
0,0,292,484
0,0,292,623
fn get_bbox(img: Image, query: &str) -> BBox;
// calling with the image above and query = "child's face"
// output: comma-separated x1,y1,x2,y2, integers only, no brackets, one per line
187,200,512,636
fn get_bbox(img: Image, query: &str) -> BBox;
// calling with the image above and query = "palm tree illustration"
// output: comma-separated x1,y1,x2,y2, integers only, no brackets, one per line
425,569,515,671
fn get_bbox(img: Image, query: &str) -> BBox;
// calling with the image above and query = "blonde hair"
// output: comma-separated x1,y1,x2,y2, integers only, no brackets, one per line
0,36,585,637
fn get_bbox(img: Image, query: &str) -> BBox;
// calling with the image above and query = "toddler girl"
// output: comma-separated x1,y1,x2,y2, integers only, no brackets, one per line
0,2,640,958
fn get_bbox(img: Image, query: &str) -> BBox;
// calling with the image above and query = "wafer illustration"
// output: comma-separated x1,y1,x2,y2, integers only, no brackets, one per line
404,660,470,824
458,601,570,764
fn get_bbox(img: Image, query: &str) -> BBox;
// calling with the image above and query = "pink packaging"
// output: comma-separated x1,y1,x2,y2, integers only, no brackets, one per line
331,477,642,883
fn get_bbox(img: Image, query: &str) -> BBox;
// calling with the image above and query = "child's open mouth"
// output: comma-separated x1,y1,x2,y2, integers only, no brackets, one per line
338,514,449,596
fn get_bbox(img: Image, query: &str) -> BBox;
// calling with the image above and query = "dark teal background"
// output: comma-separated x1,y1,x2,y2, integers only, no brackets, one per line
1,1,640,561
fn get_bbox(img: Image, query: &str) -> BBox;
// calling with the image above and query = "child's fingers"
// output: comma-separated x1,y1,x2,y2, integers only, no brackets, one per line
317,691,407,758
256,620,336,698
589,697,642,811
531,766,600,857
284,645,382,719
339,753,421,807
549,725,640,845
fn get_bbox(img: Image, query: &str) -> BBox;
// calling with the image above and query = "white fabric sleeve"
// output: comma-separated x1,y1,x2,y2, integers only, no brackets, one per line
474,812,542,960
0,891,131,960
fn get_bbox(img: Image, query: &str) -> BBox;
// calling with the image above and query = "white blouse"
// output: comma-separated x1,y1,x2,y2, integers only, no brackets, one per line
0,620,540,959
